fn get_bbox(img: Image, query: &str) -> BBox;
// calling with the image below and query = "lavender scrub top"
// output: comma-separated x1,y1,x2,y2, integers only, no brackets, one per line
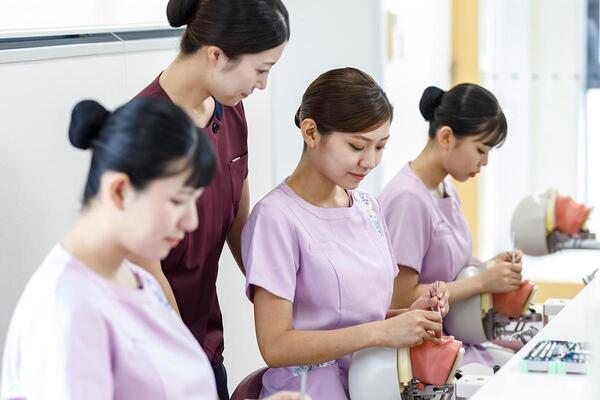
379,163,494,367
1,245,218,400
242,181,398,399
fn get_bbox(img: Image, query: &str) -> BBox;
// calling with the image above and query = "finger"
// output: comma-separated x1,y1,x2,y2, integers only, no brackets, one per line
422,318,443,332
511,273,523,282
423,331,443,344
442,304,450,316
511,263,523,273
515,249,523,260
429,296,438,309
386,309,403,319
436,285,447,299
440,300,448,310
421,310,443,322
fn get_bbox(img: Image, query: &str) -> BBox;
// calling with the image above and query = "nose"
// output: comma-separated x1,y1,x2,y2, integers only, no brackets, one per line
359,148,377,170
179,201,199,233
256,74,268,91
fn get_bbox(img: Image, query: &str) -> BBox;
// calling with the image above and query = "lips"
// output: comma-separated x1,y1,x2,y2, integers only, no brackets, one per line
349,173,366,181
165,237,183,247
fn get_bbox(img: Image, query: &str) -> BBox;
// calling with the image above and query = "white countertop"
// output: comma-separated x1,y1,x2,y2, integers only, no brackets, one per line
522,249,600,284
470,276,600,399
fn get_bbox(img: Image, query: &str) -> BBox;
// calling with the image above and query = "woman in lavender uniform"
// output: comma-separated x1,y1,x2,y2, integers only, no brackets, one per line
242,68,450,399
1,98,304,400
379,84,524,371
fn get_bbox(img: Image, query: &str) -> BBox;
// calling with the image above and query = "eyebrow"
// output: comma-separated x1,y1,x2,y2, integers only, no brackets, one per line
350,135,390,143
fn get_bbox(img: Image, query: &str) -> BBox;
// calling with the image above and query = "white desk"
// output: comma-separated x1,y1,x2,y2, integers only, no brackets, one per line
470,277,600,399
522,250,600,284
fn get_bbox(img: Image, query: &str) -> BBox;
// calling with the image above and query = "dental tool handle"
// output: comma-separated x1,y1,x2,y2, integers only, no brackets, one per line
300,369,307,400
511,231,516,265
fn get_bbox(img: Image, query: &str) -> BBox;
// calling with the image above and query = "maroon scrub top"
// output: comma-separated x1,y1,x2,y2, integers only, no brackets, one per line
135,76,248,365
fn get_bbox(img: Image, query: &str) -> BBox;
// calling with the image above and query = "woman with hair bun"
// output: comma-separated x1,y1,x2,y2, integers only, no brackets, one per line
379,83,524,371
134,1,290,397
1,98,218,399
0,98,305,400
241,68,449,399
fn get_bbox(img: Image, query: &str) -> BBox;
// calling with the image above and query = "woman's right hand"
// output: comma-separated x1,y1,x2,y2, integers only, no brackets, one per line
377,309,442,348
479,260,523,293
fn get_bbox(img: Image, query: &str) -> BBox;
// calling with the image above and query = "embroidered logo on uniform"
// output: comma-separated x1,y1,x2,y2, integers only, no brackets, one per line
358,193,383,236
142,273,175,312
292,360,338,376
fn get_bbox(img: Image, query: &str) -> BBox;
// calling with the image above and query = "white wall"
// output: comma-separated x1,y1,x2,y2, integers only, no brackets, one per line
0,44,181,369
379,0,451,188
479,0,586,256
269,0,385,194
0,0,169,37
0,39,274,390
0,0,453,393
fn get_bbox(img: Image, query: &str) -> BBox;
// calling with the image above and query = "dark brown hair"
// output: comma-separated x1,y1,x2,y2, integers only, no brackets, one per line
295,67,393,135
167,0,290,59
419,83,507,147
69,98,215,205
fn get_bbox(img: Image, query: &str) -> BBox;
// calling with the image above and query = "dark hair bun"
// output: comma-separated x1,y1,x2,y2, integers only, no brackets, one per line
69,100,110,150
419,86,445,121
294,107,302,128
166,0,198,27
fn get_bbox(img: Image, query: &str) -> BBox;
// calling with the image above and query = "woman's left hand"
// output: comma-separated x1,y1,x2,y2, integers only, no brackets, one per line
490,249,523,265
409,281,450,317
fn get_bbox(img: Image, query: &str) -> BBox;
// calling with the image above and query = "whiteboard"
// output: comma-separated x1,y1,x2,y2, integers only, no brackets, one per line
0,0,170,38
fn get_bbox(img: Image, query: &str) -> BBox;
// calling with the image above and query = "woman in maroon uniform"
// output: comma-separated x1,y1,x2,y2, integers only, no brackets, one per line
135,1,290,398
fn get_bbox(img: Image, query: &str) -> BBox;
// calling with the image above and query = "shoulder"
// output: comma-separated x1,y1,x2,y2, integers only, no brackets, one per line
134,75,170,100
248,185,295,223
9,248,110,340
222,101,248,133
380,167,426,202
380,182,430,211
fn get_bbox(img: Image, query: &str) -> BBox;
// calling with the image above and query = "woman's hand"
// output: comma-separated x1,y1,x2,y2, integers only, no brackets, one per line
479,257,523,293
409,281,450,317
490,249,523,264
377,310,443,348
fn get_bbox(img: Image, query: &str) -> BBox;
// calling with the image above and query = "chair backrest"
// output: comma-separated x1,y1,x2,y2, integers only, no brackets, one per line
231,367,268,400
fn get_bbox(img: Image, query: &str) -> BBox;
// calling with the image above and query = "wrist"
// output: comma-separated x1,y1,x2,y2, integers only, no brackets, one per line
474,273,486,294
367,320,386,347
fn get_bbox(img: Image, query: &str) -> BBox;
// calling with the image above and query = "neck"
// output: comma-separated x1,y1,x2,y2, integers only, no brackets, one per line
160,54,212,113
287,155,349,208
61,209,127,282
410,144,448,190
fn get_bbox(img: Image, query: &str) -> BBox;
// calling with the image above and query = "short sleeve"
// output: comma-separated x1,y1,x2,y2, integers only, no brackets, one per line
53,300,114,399
242,202,300,303
1,298,113,400
380,191,432,273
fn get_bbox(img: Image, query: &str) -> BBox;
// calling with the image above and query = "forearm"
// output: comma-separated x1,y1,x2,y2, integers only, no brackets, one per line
445,275,483,304
227,179,250,274
226,233,245,274
258,321,383,368
391,282,432,309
